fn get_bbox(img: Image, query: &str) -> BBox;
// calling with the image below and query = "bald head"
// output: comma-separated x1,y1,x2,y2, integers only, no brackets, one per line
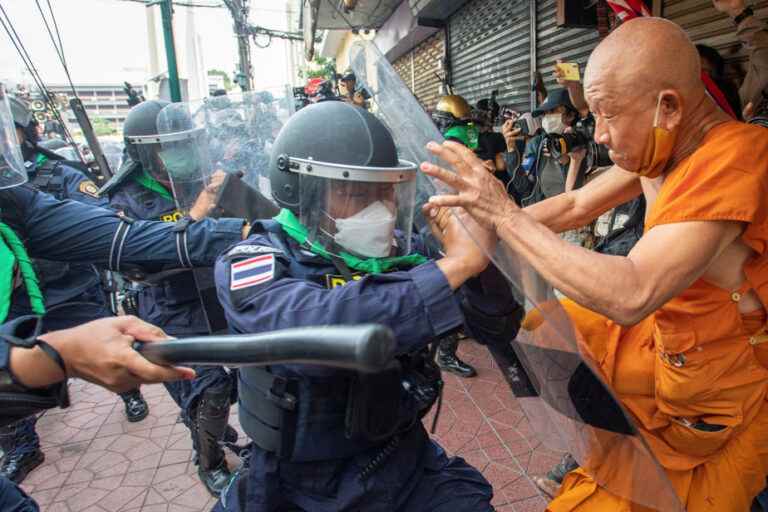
585,17,702,103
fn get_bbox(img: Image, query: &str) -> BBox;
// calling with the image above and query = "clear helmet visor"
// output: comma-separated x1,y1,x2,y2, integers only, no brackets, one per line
295,159,417,260
0,85,27,189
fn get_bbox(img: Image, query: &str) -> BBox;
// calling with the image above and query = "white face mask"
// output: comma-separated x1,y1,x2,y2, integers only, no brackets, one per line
542,113,566,135
332,200,396,258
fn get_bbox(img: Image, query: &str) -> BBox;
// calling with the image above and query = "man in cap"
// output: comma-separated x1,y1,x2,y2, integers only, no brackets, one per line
212,100,521,511
423,17,768,511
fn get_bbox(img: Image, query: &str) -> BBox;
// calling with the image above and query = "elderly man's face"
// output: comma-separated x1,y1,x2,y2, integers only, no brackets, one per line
585,79,658,172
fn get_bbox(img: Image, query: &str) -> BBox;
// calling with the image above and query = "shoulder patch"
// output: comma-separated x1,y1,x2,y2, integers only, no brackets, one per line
78,180,100,198
227,244,283,257
230,254,275,290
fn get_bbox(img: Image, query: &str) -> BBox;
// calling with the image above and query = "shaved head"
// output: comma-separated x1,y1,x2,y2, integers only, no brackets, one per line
583,17,714,172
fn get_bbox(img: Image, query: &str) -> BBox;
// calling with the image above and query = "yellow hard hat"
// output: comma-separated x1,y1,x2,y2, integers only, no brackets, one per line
434,95,471,120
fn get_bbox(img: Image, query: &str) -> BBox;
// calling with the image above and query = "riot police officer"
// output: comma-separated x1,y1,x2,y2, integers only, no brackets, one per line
213,101,521,511
100,100,237,495
0,83,246,511
0,95,147,486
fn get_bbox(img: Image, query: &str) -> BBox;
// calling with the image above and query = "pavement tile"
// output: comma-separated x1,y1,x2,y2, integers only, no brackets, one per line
25,340,561,511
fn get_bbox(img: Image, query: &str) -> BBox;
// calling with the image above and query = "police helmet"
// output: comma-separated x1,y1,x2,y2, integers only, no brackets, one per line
269,101,417,258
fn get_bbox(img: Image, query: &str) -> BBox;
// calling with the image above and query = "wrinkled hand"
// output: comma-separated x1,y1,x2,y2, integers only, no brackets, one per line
423,205,496,275
421,141,518,232
189,170,227,221
712,0,745,16
39,316,195,393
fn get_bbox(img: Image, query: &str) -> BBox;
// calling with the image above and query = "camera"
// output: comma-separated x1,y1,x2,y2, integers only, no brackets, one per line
511,112,540,137
544,118,612,170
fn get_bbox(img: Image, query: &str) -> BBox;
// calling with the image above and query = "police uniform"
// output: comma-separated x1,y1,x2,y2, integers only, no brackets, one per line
211,101,521,512
212,218,522,512
101,98,238,495
0,155,115,484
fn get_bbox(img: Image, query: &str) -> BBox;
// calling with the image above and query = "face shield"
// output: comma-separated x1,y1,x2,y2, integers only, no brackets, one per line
350,40,684,512
0,85,27,189
289,157,417,259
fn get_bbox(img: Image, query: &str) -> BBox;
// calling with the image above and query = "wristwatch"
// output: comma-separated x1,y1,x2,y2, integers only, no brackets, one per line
734,6,754,25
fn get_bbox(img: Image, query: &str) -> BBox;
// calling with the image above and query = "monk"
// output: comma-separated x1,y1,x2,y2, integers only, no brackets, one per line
421,17,768,512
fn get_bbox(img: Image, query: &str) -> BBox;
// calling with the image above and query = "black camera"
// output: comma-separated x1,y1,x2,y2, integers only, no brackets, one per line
544,118,612,170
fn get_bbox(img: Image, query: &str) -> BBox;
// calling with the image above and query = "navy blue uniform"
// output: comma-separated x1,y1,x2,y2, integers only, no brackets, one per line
212,220,515,512
0,182,243,511
106,165,232,425
2,159,114,487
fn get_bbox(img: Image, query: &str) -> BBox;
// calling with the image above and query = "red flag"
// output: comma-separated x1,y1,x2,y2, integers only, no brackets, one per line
606,0,651,21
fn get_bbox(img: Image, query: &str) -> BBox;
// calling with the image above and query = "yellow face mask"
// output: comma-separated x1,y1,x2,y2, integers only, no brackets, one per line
635,95,678,179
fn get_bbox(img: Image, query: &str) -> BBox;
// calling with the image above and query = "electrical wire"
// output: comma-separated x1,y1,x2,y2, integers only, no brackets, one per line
34,0,77,98
0,4,82,162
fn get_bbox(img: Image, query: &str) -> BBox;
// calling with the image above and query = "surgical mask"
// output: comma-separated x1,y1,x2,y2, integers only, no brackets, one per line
635,94,677,179
332,200,396,258
542,114,566,135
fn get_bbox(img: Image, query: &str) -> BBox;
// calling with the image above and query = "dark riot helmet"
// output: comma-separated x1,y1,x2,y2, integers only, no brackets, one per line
269,101,418,258
123,100,175,181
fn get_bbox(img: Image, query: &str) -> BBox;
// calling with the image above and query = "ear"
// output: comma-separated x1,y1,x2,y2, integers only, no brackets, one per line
658,89,683,130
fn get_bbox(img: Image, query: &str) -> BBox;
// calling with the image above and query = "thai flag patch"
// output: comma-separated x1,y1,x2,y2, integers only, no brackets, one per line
230,254,275,290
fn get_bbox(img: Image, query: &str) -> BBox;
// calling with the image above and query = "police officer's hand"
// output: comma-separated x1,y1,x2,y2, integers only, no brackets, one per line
189,170,227,221
37,316,195,393
422,140,519,233
425,205,496,289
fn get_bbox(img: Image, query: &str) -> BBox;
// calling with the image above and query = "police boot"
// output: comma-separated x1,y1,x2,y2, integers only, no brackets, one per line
437,333,477,378
191,384,233,496
119,389,149,423
0,418,44,484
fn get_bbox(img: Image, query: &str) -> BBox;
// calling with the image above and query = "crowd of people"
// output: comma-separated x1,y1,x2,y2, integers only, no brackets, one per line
1,1,767,511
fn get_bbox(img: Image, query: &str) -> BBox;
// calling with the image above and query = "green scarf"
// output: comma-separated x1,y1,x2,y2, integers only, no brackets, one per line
444,124,479,149
35,153,48,167
132,167,174,201
273,209,427,274
0,222,45,322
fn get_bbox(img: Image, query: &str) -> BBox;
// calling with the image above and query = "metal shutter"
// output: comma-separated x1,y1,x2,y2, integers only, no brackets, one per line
536,0,601,95
393,31,446,110
448,0,532,112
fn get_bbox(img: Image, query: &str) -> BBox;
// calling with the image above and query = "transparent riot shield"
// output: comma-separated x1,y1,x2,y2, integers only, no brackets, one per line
0,85,27,189
199,89,294,222
350,40,684,512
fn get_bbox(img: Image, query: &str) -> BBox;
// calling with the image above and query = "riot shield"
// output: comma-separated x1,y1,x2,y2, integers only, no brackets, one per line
0,85,27,189
349,41,683,512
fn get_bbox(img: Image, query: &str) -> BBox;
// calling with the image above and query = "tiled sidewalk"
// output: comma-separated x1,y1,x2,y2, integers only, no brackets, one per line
23,341,558,511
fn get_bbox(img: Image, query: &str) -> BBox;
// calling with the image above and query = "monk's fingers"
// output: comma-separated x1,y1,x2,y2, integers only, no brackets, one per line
427,194,470,210
420,162,467,191
425,141,483,178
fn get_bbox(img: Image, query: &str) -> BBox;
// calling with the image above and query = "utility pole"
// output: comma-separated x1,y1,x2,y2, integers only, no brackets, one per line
224,0,253,92
153,0,182,102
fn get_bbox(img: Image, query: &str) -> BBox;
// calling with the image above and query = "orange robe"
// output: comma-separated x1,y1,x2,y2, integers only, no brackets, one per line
545,122,768,512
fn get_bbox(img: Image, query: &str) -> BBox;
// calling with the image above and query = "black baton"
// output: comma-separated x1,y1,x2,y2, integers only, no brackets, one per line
133,324,395,373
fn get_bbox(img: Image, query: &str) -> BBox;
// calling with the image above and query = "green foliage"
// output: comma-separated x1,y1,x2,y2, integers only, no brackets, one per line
91,117,117,137
298,56,336,80
207,69,233,90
